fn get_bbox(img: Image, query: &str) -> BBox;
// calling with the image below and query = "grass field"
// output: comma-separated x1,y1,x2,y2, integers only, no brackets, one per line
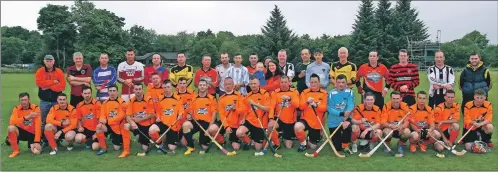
1,72,497,171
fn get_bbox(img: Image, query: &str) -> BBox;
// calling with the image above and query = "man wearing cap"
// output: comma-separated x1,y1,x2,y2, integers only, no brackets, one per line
35,55,66,129
66,52,93,107
306,49,330,89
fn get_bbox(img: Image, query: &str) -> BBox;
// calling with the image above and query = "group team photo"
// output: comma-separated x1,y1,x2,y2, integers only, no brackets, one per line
1,0,497,171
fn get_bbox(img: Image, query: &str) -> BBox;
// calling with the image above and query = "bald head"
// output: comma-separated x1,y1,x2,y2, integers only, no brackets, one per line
152,54,161,66
338,47,349,62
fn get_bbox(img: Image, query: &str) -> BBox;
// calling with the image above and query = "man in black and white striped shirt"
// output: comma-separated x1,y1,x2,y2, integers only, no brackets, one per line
277,49,295,82
427,51,455,107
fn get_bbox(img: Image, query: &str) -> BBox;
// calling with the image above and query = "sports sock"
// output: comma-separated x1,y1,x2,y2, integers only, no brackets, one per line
482,132,492,143
449,130,459,143
96,132,107,149
371,134,379,142
215,134,225,144
8,131,19,152
270,130,280,146
240,135,251,144
121,129,131,152
342,143,349,149
184,131,194,148
44,130,57,149
351,131,359,142
149,131,160,144
295,130,306,143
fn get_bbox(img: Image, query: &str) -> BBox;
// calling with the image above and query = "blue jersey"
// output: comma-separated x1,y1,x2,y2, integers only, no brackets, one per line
92,66,117,101
327,88,355,128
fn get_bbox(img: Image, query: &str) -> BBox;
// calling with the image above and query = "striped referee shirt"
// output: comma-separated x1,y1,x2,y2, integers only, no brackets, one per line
427,65,455,96
226,65,249,95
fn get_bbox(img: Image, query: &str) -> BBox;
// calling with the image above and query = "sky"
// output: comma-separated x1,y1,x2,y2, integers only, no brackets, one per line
1,1,497,44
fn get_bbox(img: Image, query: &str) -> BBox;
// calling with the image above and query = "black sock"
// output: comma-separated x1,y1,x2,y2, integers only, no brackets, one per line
184,132,194,148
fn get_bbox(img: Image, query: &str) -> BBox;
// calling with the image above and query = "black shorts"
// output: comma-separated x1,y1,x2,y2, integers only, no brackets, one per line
429,93,445,108
189,120,210,146
243,121,265,144
402,96,416,107
214,120,240,143
298,119,321,144
132,124,152,145
392,130,401,139
70,94,84,108
156,122,179,145
462,127,486,143
78,128,97,143
359,129,373,140
442,129,450,139
278,120,295,140
17,127,36,145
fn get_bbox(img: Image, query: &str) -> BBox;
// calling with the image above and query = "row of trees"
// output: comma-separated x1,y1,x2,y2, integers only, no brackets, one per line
1,0,497,69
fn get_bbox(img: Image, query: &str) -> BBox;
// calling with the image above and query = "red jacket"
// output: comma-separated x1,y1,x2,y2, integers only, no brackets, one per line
261,75,281,93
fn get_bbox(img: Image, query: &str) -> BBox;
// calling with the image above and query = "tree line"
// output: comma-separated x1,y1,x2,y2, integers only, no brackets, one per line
1,0,497,69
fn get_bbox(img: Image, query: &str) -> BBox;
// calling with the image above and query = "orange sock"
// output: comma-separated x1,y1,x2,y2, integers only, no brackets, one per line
295,130,306,143
449,130,459,143
215,134,225,144
44,130,57,149
122,129,131,152
240,135,251,144
270,130,280,146
97,132,107,149
342,143,349,149
8,131,19,152
149,132,160,144
351,131,359,141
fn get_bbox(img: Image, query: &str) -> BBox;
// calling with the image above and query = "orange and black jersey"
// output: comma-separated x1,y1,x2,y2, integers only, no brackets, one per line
433,102,460,131
177,89,196,110
218,91,246,129
127,96,155,126
245,88,272,128
47,104,78,133
154,94,184,131
145,83,164,102
409,104,434,129
100,97,127,134
299,88,328,130
353,104,382,128
188,94,217,123
75,99,101,131
381,101,410,125
464,101,493,130
10,104,42,142
271,88,300,124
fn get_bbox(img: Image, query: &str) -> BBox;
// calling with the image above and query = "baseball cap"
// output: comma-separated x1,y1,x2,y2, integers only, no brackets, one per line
44,55,55,60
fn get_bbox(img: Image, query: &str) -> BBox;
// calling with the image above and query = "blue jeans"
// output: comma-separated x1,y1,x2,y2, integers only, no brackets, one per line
40,100,57,129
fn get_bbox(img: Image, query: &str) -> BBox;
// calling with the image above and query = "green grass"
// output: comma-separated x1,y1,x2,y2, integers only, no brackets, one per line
1,72,498,171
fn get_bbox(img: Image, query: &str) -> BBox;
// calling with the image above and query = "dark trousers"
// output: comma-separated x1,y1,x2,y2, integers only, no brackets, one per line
329,125,352,151
429,93,445,108
402,96,416,107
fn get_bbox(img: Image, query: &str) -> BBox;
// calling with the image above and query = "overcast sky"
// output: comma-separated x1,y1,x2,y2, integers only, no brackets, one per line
2,1,497,44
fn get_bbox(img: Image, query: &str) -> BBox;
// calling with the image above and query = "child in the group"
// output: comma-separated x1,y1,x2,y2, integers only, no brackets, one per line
254,62,267,86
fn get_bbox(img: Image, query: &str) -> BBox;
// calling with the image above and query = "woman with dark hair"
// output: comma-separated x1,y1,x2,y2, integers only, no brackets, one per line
261,60,283,93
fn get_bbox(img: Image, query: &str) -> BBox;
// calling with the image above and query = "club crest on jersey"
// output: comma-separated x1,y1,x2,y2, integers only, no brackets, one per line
85,113,94,120
322,69,325,72
224,104,234,111
135,111,146,118
126,70,135,77
197,108,208,115
81,69,86,75
390,121,399,125
335,102,346,110
23,119,33,126
163,109,174,115
183,103,189,109
366,72,382,83
108,111,117,118
280,101,290,108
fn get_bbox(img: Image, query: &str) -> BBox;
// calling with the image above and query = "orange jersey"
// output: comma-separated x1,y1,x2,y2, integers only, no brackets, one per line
409,104,434,129
271,88,300,124
353,104,382,129
46,104,78,133
299,88,328,130
145,83,164,102
127,96,155,126
218,91,246,129
75,99,101,131
154,94,184,131
433,103,460,131
10,104,42,142
100,98,127,134
177,89,196,110
381,101,410,125
245,89,272,128
463,101,493,130
188,94,217,123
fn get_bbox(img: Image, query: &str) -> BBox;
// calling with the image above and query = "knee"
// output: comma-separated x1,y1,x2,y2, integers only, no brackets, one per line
403,129,411,136
207,125,217,133
92,143,100,151
65,132,75,140
451,123,460,130
411,132,419,140
294,123,303,131
149,125,158,133
383,128,391,135
375,129,383,136
236,128,245,137
351,125,359,132
123,123,131,130
44,124,54,130
484,124,493,133
7,125,16,132
74,135,83,143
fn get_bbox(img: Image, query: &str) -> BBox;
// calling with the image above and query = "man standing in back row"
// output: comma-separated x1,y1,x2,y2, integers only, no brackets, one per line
356,50,389,109
460,53,492,112
67,52,92,107
277,49,295,82
330,47,357,89
306,49,330,89
117,48,145,102
169,52,194,88
144,54,169,86
427,50,455,108
387,49,419,106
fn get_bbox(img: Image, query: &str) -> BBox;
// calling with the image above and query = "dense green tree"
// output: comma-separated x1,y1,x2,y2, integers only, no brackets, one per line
1,37,26,65
349,0,378,65
129,25,157,55
375,0,397,66
260,5,299,61
391,0,429,52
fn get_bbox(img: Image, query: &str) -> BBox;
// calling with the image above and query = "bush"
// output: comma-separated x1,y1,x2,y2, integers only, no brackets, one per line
1,67,36,74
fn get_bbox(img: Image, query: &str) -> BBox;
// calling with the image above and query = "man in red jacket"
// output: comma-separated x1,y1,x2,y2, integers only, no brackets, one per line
144,54,169,86
194,56,218,96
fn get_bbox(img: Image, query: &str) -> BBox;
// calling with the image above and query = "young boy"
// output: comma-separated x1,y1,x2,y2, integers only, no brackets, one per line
254,62,267,87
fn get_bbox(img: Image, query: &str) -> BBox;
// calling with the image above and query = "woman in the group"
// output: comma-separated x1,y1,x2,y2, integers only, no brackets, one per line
261,60,283,93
